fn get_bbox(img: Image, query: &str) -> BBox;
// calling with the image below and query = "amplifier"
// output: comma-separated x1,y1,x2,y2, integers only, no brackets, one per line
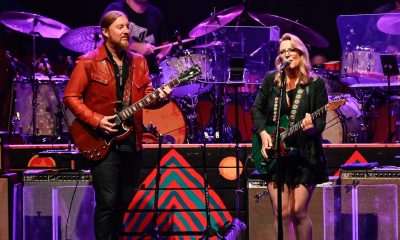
0,173,17,240
340,168,400,239
23,170,94,240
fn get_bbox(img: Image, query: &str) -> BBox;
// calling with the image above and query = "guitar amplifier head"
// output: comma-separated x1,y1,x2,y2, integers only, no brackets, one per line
341,168,400,179
23,169,92,182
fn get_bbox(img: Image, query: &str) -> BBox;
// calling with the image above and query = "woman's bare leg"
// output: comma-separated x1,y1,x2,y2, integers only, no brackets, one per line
268,182,294,240
291,185,315,240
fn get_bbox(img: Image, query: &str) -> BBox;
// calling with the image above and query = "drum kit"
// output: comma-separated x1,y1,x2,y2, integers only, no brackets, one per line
2,7,398,144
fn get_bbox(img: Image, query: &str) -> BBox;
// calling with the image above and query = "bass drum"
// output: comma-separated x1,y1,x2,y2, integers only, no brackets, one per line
322,95,365,143
13,78,73,136
142,101,186,144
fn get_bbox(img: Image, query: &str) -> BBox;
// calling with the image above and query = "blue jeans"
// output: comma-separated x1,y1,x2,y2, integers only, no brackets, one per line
90,147,142,240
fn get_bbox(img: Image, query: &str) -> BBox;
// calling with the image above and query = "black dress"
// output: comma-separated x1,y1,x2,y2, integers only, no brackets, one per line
251,72,329,186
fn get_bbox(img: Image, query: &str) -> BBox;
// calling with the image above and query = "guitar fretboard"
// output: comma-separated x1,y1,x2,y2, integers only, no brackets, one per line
116,65,200,122
285,105,327,138
282,98,345,139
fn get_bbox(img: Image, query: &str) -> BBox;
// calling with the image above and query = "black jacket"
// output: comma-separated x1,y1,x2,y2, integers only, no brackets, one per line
251,72,329,183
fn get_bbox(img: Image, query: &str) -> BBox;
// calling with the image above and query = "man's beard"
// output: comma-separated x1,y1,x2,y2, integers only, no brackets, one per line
109,36,130,51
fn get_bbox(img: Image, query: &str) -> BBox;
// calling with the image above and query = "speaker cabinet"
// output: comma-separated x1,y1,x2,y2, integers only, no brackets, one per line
0,173,17,240
23,170,94,240
340,169,400,239
247,178,337,240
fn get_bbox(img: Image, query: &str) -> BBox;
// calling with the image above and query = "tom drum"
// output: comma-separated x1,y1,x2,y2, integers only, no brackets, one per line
158,53,213,98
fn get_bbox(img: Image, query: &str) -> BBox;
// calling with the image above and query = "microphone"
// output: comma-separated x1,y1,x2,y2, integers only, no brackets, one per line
280,60,292,71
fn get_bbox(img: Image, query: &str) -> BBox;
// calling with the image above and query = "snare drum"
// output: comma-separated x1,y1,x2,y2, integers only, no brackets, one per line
322,95,365,143
158,53,213,98
142,101,186,144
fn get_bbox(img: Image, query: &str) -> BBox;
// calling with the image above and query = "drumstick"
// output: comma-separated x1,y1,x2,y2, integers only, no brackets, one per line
154,38,195,50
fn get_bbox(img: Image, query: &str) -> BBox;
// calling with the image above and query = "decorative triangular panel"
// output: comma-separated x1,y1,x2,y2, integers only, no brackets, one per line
123,149,232,239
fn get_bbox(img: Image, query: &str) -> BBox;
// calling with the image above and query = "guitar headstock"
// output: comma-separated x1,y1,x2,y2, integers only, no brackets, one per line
326,97,346,111
177,64,202,83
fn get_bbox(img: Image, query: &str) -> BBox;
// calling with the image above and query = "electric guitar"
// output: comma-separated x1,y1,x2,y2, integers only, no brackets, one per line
252,98,346,174
71,65,201,161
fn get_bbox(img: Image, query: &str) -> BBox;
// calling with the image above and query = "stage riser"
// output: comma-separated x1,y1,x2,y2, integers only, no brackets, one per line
4,144,400,176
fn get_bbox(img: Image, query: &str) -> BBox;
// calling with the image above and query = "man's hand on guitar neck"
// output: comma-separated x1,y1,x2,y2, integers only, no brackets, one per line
157,85,172,100
99,115,118,135
260,130,273,160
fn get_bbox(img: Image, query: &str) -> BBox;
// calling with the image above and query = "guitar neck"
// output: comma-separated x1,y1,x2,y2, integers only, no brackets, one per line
285,104,327,138
117,78,181,122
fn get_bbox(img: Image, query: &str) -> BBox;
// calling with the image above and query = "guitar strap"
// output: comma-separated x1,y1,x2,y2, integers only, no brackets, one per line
122,66,134,107
289,87,305,128
272,86,306,128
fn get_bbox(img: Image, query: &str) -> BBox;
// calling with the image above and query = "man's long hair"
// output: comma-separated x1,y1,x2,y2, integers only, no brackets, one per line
100,10,128,40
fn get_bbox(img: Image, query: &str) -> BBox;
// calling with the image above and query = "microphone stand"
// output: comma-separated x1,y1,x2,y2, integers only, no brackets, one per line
141,134,163,240
199,133,224,240
273,68,286,240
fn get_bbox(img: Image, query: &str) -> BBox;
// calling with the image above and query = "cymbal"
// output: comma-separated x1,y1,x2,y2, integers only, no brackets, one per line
189,5,244,38
191,40,224,49
60,26,103,53
247,12,329,48
0,11,70,38
377,13,400,35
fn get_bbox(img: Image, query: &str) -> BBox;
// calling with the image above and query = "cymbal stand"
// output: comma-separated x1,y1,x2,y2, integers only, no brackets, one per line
39,57,72,148
203,42,234,143
380,54,400,143
28,17,41,140
354,89,371,142
177,96,200,143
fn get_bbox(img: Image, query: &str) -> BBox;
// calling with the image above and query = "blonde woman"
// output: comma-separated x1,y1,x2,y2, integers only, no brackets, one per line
251,33,328,240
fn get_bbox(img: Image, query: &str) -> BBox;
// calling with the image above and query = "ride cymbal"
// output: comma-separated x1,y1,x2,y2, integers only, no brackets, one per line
0,11,70,38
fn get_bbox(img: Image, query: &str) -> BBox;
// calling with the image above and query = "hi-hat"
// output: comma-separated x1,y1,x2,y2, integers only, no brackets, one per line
377,12,400,35
60,26,103,53
189,5,244,38
247,12,329,48
0,11,70,38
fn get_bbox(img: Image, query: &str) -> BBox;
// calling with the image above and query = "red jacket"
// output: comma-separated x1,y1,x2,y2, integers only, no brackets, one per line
64,44,153,151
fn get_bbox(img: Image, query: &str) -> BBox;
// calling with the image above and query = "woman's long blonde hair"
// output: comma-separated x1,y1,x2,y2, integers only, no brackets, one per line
274,33,316,87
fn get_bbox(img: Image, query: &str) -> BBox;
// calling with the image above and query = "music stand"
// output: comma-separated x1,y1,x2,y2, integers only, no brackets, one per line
380,54,400,143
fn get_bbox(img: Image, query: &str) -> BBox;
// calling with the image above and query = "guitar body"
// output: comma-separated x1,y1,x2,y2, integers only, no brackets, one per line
70,102,133,161
252,115,296,174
